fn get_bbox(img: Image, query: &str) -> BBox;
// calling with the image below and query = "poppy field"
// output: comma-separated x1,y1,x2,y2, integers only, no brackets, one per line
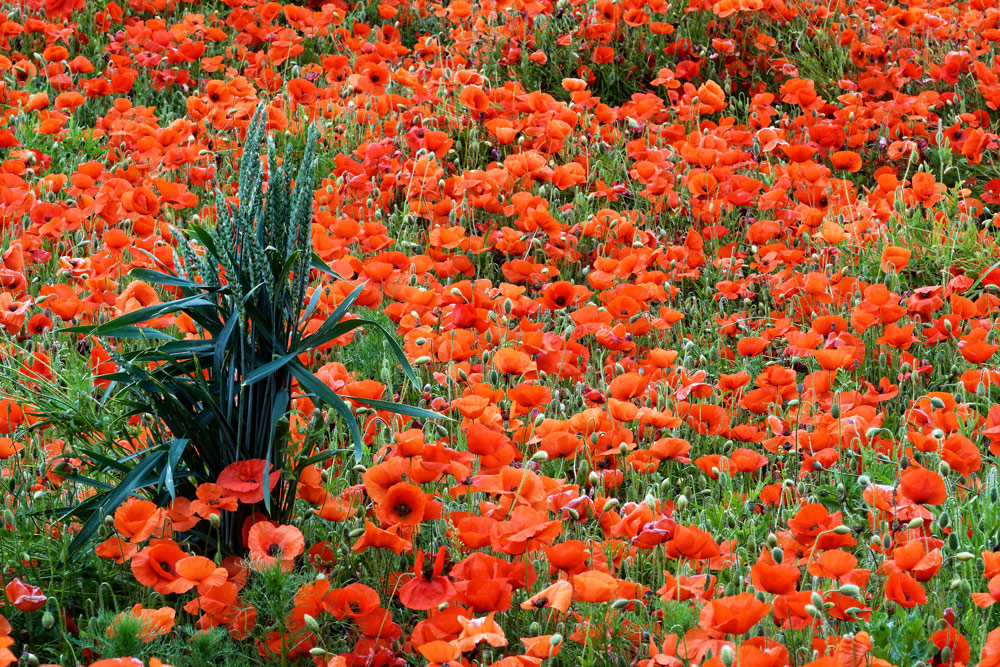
5,0,1000,664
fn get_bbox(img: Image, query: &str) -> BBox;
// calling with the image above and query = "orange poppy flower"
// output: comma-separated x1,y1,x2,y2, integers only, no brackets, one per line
247,522,305,571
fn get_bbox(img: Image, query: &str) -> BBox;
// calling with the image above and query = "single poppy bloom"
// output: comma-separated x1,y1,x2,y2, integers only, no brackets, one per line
699,592,769,635
884,571,927,608
131,539,188,594
377,482,430,526
217,459,279,504
898,466,947,505
880,245,912,272
109,604,175,642
247,522,305,571
521,580,573,613
324,582,381,619
5,578,46,611
398,548,456,610
571,570,618,603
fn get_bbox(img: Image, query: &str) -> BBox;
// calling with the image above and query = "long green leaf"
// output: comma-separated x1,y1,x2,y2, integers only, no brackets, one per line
290,361,365,462
67,449,167,555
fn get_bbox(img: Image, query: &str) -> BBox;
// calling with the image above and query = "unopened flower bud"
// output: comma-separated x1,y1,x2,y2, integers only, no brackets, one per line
303,614,320,634
838,584,861,598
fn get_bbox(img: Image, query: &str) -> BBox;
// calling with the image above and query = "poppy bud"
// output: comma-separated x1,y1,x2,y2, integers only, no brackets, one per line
810,592,824,608
832,525,850,535
949,578,962,590
955,551,974,561
610,598,630,610
948,533,960,550
209,513,221,529
838,584,860,598
675,495,688,511
804,604,820,617
24,654,39,667
771,547,783,564
413,356,431,366
930,396,946,409
550,633,563,646
565,507,579,521
303,614,320,634
767,533,777,547
978,382,988,395
349,527,365,538
531,450,548,462
857,475,870,487
882,533,892,550
938,461,950,475
938,512,950,529
309,648,329,658
831,403,840,418
41,611,54,630
603,498,620,512
2,510,14,525
907,517,924,530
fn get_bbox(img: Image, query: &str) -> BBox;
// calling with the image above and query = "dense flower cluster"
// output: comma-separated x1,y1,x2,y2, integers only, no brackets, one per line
2,0,1000,664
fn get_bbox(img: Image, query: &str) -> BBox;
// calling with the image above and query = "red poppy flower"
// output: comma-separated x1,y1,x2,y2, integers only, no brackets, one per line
216,459,279,504
5,578,46,611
